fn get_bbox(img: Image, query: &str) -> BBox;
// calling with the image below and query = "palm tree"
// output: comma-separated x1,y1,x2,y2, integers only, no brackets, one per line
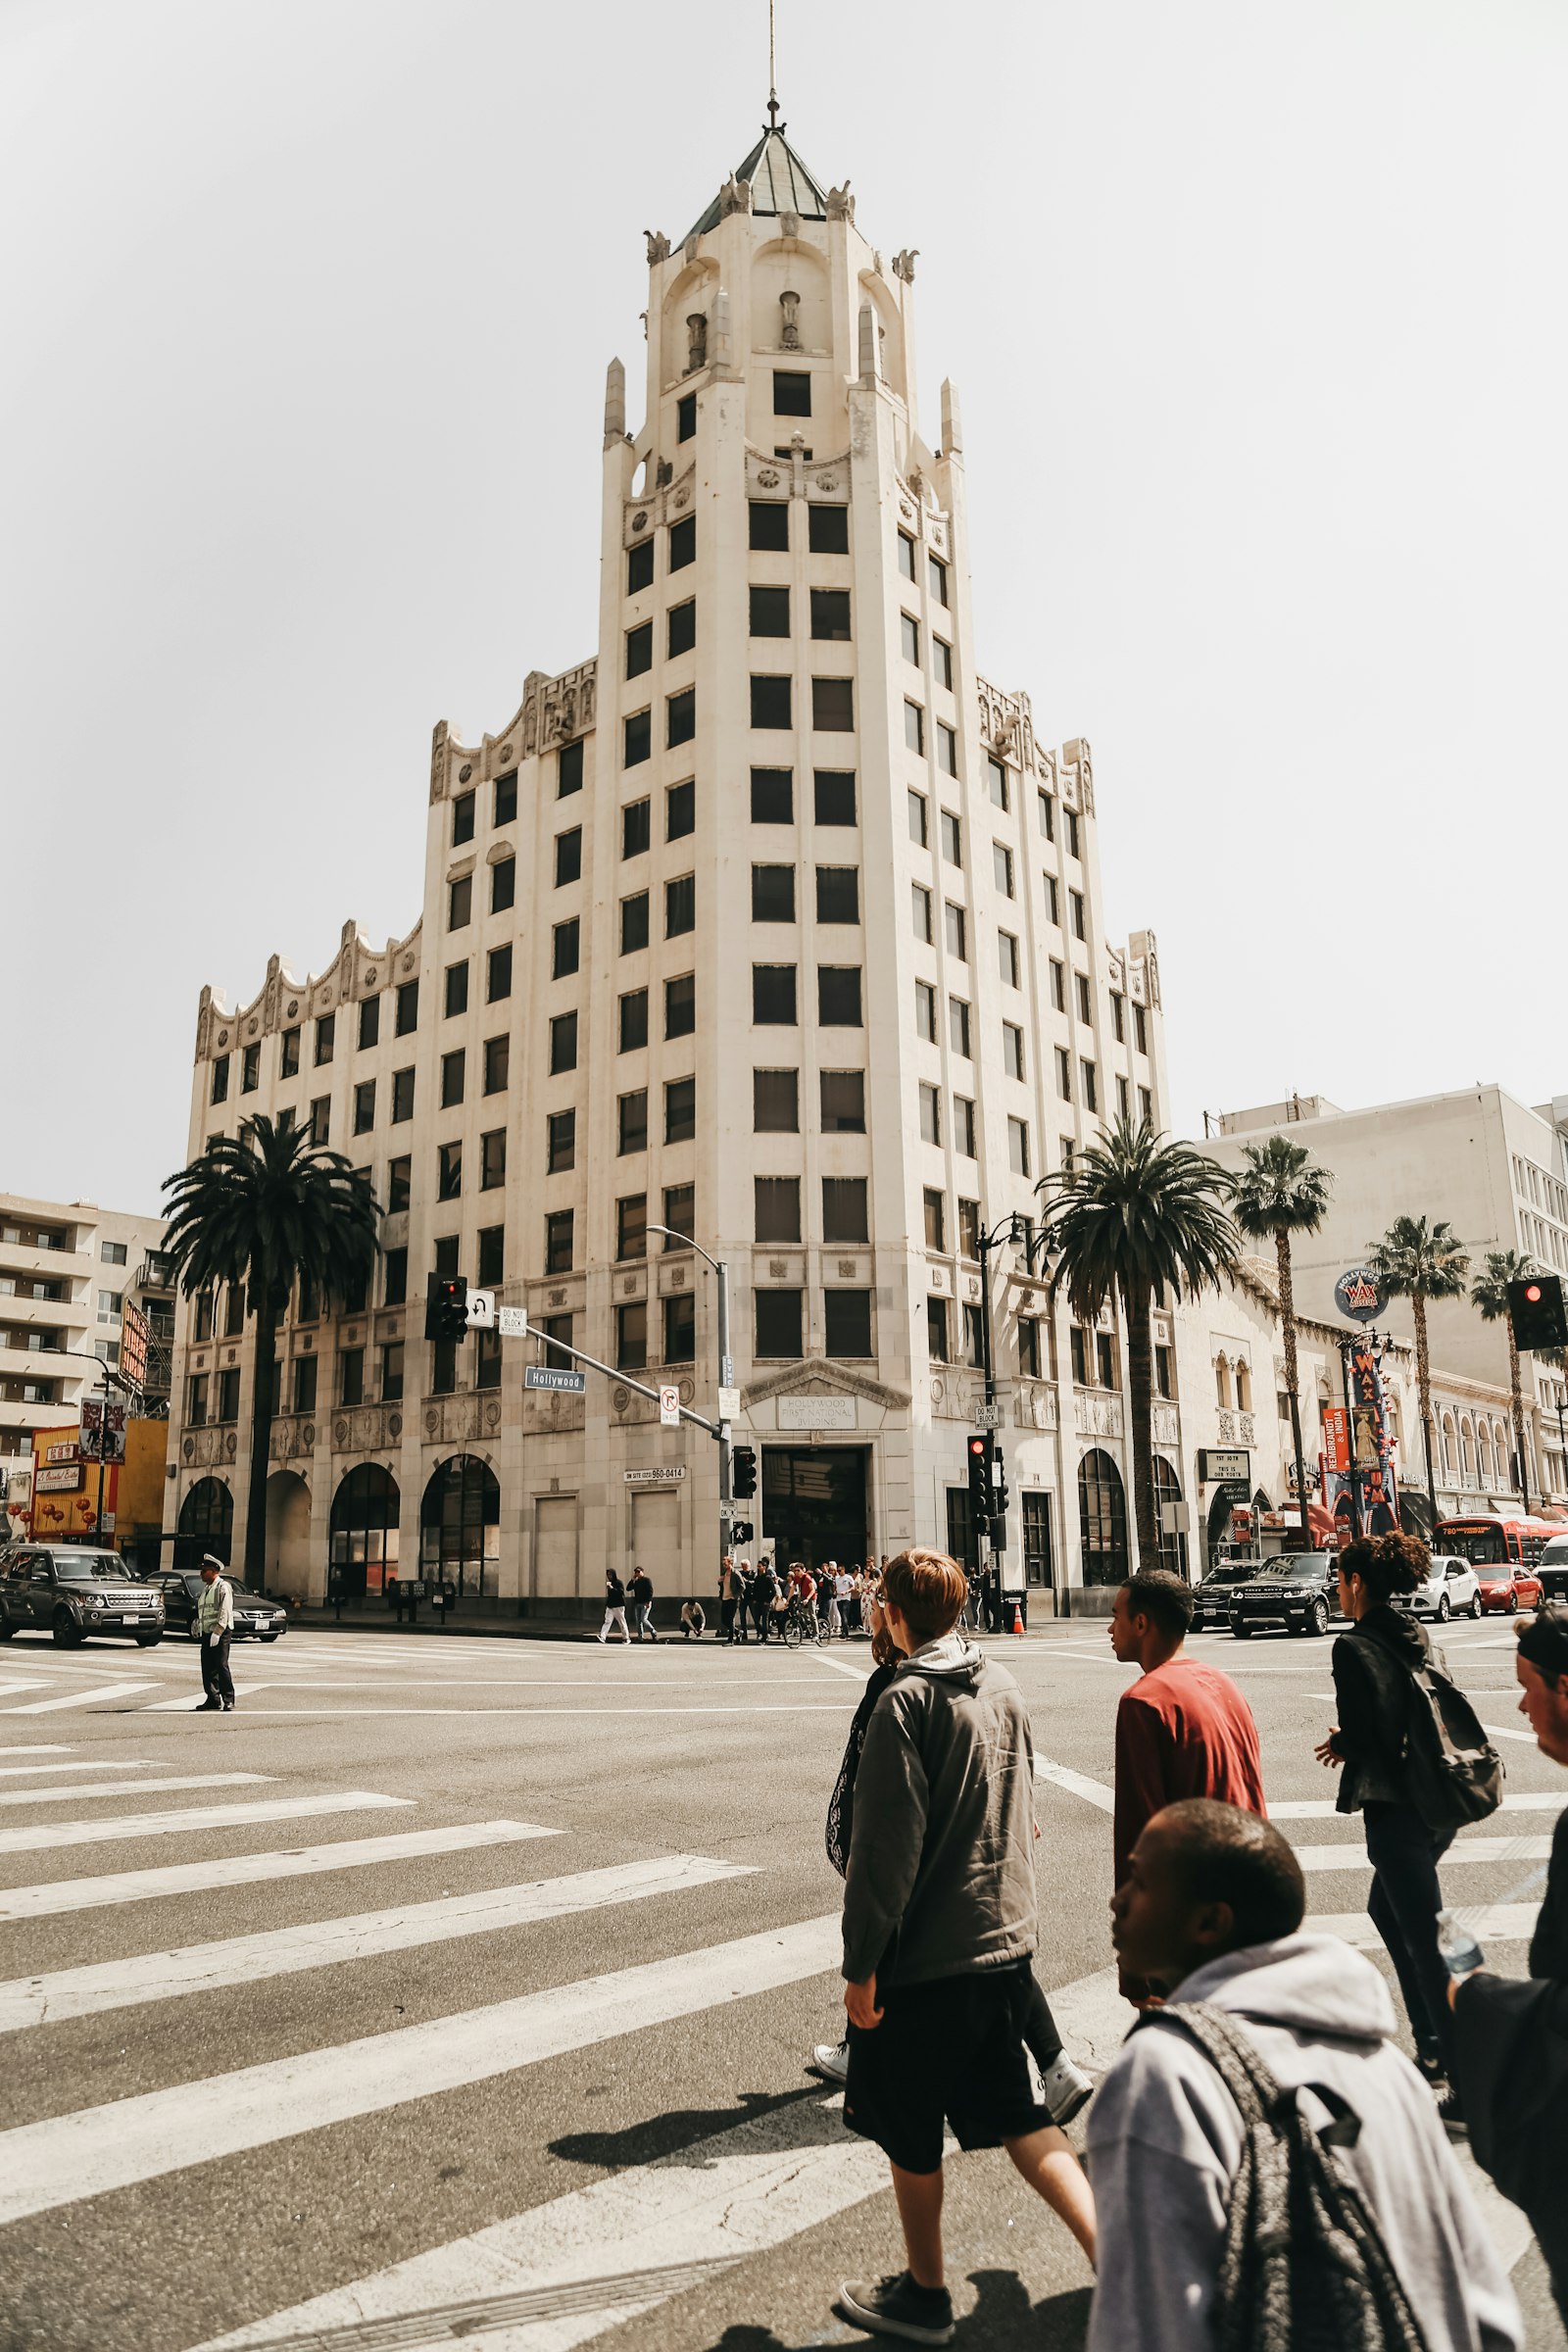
163,1116,379,1585
1038,1115,1242,1573
1366,1215,1470,1532
1470,1250,1541,1514
1227,1136,1333,1553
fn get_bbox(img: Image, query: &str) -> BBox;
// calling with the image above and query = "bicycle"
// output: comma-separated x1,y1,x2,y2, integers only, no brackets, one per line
782,1594,824,1648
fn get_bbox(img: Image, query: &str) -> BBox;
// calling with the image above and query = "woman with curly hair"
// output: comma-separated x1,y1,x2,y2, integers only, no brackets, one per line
1315,1530,1463,2109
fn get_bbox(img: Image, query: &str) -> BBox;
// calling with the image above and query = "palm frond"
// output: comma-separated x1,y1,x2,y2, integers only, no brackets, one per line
1470,1248,1540,1321
1227,1134,1333,1243
1366,1213,1471,1303
162,1114,380,1310
1037,1115,1243,1324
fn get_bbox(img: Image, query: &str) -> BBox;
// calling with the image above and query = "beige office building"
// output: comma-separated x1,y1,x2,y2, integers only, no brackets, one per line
1,1191,172,1482
166,121,1169,1615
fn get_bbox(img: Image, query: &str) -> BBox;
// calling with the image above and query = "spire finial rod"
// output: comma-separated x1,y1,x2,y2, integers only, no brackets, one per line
766,0,781,130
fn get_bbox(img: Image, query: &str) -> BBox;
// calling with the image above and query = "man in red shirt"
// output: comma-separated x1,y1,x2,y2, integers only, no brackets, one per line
1109,1569,1266,2000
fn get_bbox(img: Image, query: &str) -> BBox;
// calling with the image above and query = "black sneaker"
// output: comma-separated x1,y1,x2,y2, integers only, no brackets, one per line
835,2272,955,2346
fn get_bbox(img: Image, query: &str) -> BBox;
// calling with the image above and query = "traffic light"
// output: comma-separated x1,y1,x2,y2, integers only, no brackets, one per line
967,1433,996,1525
730,1520,754,1545
732,1445,758,1499
993,1456,1010,1523
1508,1274,1567,1352
424,1272,469,1341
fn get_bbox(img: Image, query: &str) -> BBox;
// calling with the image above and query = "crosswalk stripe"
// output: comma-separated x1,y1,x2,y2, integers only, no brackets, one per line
0,1855,756,2034
0,1682,49,1699
1480,1724,1538,1744
1035,1756,1115,1814
0,1758,156,1778
139,1686,272,1711
0,1819,558,1923
0,1771,270,1809
1292,1836,1553,1874
1310,1902,1541,1947
0,1743,73,1756
0,1680,160,1713
1270,1792,1563,1818
0,1914,841,2226
0,1788,412,1857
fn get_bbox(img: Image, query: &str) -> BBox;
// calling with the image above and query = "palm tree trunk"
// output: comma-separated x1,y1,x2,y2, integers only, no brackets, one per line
1124,1281,1160,1573
1414,1295,1438,1534
1275,1227,1312,1552
1507,1327,1530,1514
241,1294,278,1585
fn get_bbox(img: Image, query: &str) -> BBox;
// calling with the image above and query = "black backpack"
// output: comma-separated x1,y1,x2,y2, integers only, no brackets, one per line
1360,1626,1503,1831
1142,2002,1426,2352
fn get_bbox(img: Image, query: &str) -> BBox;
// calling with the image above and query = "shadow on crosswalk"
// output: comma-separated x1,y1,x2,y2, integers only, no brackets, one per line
550,2082,826,2171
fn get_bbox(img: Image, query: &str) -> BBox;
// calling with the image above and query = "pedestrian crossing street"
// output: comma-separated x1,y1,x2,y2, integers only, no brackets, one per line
0,1621,1555,2351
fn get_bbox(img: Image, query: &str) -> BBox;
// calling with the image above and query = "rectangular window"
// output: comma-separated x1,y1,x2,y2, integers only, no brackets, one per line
664,873,695,936
487,943,513,1001
619,988,649,1052
912,881,933,942
751,766,793,823
755,1288,803,1359
449,874,472,930
905,701,925,755
538,1310,573,1370
218,1372,243,1430
919,1082,941,1147
773,368,811,415
998,930,1019,988
384,1246,408,1306
753,862,796,923
553,918,580,978
616,1302,648,1372
279,1027,301,1079
963,1303,986,1369
1008,1116,1031,1178
929,554,949,606
1135,1002,1149,1054
187,1372,209,1427
907,789,928,847
898,531,916,582
291,1355,318,1415
1065,808,1081,860
1076,971,1092,1024
664,972,696,1038
662,1293,696,1365
1017,1317,1042,1381
923,1188,946,1251
1045,873,1060,926
1080,1059,1099,1114
666,687,696,748
668,514,696,568
949,997,971,1056
545,1209,574,1274
1098,1332,1118,1390
430,1335,457,1396
957,1198,981,1260
749,500,789,551
1050,958,1066,1011
626,539,654,595
820,1068,865,1132
550,1010,577,1074
241,1041,261,1093
666,777,695,839
945,903,967,960
753,963,798,1024
210,1054,229,1104
756,1176,802,1244
1156,1348,1176,1401
1110,992,1125,1043
664,1076,696,1144
1056,1047,1072,1101
815,866,858,923
315,1013,335,1066
822,1176,869,1245
473,1328,502,1392
620,892,649,955
1070,889,1086,941
559,739,584,796
547,1109,575,1173
934,636,954,690
754,1067,799,1131
676,390,696,441
353,1078,375,1134
901,612,920,665
357,996,380,1052
941,809,962,866
1116,1073,1131,1119
808,503,849,554
812,769,856,825
308,1092,329,1149
617,1090,649,1154
667,597,696,659
954,1096,976,1156
825,1289,871,1359
438,1140,463,1200
451,791,475,846
391,1068,416,1123
1069,1326,1089,1387
751,674,792,728
625,620,653,678
623,710,652,767
378,1340,405,1402
445,961,469,1018
340,1346,366,1408
387,1154,412,1212
818,965,862,1025
926,1296,950,1361
1139,1084,1153,1125
621,802,652,866
993,842,1014,897
396,978,419,1035
936,721,957,776
440,1049,466,1108
1004,1022,1025,1081
812,674,855,731
491,857,515,913
1038,788,1054,841
483,1034,509,1095
987,755,1009,810
810,588,851,641
750,583,790,637
555,826,582,888
617,1195,647,1260
494,769,517,826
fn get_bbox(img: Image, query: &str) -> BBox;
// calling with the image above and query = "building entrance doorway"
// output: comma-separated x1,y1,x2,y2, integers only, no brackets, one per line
761,1446,870,1574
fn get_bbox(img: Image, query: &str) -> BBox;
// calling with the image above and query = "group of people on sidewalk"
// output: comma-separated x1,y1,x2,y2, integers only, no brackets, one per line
717,1553,881,1642
816,1536,1567,2349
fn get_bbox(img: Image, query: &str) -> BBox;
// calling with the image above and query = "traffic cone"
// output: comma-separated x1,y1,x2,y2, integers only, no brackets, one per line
1010,1599,1024,1636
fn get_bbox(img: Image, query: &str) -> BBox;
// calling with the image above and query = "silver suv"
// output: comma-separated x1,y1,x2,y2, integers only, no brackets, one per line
1400,1553,1481,1623
0,1545,166,1648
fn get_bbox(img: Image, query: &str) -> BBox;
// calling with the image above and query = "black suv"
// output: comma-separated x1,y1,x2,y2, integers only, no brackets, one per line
138,1568,288,1642
1229,1553,1343,1640
0,1545,166,1647
1191,1561,1262,1631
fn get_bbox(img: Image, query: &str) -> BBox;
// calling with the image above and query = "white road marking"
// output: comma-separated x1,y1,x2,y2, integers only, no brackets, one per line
1310,1903,1540,1945
0,1855,756,2034
1035,1756,1116,1815
0,1742,73,1755
812,1650,871,1683
0,1771,270,1809
0,1788,411,1857
1480,1724,1539,1744
1292,1837,1553,1874
228,1705,858,1720
0,1913,843,2226
0,1680,160,1713
0,1683,49,1699
0,1758,157,1778
0,1818,557,1923
1270,1792,1563,1818
139,1685,273,1711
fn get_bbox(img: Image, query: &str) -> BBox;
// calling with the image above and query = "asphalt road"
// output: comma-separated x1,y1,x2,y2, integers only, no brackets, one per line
0,1611,1561,2352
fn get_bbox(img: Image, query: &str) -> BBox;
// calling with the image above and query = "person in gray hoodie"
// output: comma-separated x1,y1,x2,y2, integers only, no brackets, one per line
1087,1798,1520,2352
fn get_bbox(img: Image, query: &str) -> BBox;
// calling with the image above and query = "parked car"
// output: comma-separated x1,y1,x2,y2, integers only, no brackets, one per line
1538,1536,1568,1604
1230,1552,1344,1639
1476,1563,1544,1616
0,1544,166,1647
1192,1561,1264,1631
136,1566,288,1642
1398,1553,1481,1623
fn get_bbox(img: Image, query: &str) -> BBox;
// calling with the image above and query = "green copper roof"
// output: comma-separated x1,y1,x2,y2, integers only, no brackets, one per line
686,128,829,239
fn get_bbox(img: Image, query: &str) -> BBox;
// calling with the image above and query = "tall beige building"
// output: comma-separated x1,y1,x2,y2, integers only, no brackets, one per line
167,121,1169,1614
0,1192,172,1466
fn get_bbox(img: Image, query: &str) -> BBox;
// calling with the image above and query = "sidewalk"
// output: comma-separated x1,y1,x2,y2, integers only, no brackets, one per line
284,1604,1072,1644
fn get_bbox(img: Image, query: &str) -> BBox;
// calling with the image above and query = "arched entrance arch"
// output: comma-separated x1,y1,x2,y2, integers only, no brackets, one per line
1078,1450,1127,1589
1205,1484,1236,1568
420,1454,500,1597
176,1477,232,1572
265,1471,311,1600
331,1465,401,1601
1152,1457,1188,1579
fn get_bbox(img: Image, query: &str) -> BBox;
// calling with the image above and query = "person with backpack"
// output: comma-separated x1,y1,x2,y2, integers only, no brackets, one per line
599,1568,629,1644
750,1557,777,1642
1088,1796,1520,2352
1313,1530,1501,2110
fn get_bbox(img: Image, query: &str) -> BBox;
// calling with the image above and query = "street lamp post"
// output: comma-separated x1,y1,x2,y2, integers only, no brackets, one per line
646,1226,732,1588
973,1213,1028,1617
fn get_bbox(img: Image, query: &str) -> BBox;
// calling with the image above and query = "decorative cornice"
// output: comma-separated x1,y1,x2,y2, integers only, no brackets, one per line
742,1356,911,1411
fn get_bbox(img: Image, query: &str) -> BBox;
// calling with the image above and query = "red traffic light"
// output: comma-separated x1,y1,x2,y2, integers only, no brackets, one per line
968,1437,987,1456
1526,1284,1543,1302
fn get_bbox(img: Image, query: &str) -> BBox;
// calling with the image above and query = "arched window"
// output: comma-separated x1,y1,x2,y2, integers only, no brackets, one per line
1152,1457,1187,1578
330,1465,401,1600
1460,1421,1474,1482
1078,1449,1128,1588
1478,1425,1493,1483
1235,1362,1252,1415
1441,1415,1457,1481
176,1477,232,1571
420,1454,501,1597
1214,1357,1232,1409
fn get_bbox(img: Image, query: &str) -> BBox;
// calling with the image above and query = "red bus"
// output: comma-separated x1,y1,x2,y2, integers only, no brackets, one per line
1434,1513,1559,1567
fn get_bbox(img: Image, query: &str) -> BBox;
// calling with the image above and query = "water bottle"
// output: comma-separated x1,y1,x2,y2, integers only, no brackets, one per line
1437,1909,1485,1979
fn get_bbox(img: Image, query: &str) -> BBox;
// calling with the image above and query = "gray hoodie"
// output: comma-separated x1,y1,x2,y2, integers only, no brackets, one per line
1086,1934,1520,2352
841,1633,1037,1988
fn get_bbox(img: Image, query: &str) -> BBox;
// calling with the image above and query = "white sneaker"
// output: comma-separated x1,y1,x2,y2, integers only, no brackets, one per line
808,2037,851,2085
1040,2050,1094,2127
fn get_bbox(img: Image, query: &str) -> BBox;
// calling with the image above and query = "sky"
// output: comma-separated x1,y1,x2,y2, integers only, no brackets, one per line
3,0,1565,1215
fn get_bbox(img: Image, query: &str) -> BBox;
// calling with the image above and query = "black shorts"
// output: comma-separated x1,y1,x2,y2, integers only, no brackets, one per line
842,1962,1052,2175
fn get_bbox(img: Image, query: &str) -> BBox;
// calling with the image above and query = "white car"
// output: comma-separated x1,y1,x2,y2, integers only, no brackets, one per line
1403,1553,1481,1623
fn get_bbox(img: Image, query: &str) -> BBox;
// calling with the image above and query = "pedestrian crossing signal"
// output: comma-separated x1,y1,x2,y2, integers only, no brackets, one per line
1508,1274,1567,1351
731,1445,758,1499
424,1273,469,1341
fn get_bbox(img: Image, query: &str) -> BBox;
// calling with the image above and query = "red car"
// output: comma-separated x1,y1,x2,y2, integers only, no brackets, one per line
1476,1566,1543,1614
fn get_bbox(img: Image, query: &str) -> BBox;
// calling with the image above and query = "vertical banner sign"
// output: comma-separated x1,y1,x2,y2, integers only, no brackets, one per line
1348,1342,1400,1533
